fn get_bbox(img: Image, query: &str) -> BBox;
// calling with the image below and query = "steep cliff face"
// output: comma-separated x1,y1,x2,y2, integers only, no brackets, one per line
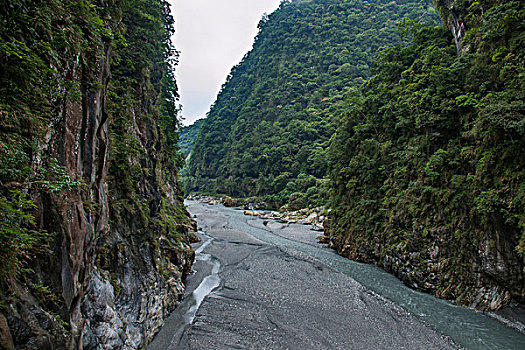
435,0,468,53
328,0,524,310
0,1,194,349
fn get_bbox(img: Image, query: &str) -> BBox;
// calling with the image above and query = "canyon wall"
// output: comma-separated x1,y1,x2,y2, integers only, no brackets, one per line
0,1,195,349
328,0,524,310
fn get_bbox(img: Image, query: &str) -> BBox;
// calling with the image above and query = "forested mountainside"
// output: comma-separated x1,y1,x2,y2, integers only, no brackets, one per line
329,0,525,310
0,1,195,349
187,0,439,207
186,0,524,311
178,119,205,158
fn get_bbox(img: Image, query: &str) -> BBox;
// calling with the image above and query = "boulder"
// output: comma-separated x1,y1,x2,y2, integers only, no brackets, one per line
303,213,318,224
317,235,330,244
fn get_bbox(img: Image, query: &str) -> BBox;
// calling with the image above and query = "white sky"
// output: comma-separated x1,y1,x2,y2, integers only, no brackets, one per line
169,0,282,126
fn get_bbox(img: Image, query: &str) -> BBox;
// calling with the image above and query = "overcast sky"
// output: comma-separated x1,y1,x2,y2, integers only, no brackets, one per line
169,0,282,125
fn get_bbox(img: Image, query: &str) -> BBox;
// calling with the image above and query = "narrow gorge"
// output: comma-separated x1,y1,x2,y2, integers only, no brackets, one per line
1,0,524,349
186,0,525,314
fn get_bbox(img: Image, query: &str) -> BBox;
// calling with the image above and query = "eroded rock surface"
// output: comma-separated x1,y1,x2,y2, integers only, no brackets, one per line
0,2,195,349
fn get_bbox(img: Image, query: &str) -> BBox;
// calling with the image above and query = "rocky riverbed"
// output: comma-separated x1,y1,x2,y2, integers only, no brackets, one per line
149,200,525,350
149,201,458,350
186,194,328,233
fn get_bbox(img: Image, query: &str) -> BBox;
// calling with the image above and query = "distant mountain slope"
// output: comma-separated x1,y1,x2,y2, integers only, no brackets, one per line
187,0,439,204
179,118,205,158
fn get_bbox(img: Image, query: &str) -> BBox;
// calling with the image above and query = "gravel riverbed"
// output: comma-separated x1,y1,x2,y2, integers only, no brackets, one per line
148,201,456,350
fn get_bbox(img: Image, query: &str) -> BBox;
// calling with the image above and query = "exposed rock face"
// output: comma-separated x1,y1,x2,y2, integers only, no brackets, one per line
328,186,524,310
329,218,524,311
0,1,195,349
436,0,469,54
50,37,113,350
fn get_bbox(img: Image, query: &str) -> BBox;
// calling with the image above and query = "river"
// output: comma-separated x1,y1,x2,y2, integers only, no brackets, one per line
148,201,525,349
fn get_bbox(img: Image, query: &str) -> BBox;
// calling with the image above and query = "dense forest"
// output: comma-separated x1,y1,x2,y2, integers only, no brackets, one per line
329,0,524,310
0,0,194,348
186,0,440,207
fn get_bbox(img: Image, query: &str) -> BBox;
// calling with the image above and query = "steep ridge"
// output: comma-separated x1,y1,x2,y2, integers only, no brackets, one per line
187,0,439,206
328,0,524,310
0,1,195,349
